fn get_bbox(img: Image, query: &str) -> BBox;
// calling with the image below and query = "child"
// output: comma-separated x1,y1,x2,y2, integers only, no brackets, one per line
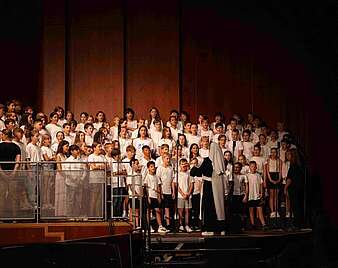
242,129,254,160
199,117,213,142
75,112,89,132
199,136,210,158
212,122,225,143
190,157,202,231
118,127,132,159
93,111,106,132
186,123,201,148
167,115,180,142
258,134,270,159
146,107,163,132
87,142,106,217
226,118,240,141
131,118,146,139
63,122,74,145
122,108,138,137
230,162,248,231
238,154,250,175
45,111,62,144
175,158,194,233
226,129,243,162
84,122,95,147
127,158,143,228
132,125,154,160
149,120,163,157
51,131,65,153
265,147,283,218
218,134,227,155
155,143,170,168
247,161,268,230
41,134,56,209
177,133,189,159
111,148,128,218
110,116,121,141
144,161,168,233
156,152,175,231
250,145,266,177
158,126,176,155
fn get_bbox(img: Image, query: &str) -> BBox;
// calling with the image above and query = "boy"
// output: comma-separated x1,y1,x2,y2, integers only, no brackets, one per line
175,158,194,233
63,122,74,145
156,152,175,231
247,161,268,230
186,123,201,147
212,122,225,143
155,144,170,168
84,122,94,147
226,129,243,162
144,161,168,233
241,129,254,160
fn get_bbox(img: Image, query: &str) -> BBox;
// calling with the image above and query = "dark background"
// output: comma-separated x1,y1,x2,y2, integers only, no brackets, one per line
0,1,338,262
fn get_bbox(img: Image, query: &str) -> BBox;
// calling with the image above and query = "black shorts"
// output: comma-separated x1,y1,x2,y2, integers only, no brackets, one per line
268,172,280,189
148,197,160,209
248,199,264,208
162,194,174,208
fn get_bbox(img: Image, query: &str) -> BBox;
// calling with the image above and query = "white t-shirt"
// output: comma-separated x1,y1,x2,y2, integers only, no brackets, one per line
175,171,194,199
45,123,62,144
85,134,94,147
63,155,86,187
260,144,270,159
119,137,132,159
111,160,128,188
64,134,74,145
186,133,201,147
144,173,161,199
76,123,85,132
250,156,266,174
247,172,263,201
199,148,209,158
93,122,103,131
87,154,106,183
156,165,174,195
241,165,250,175
200,129,213,142
169,127,180,142
149,129,162,155
232,173,248,196
26,143,43,162
158,138,176,154
109,126,119,141
133,137,154,160
242,141,254,160
41,145,53,160
126,169,143,197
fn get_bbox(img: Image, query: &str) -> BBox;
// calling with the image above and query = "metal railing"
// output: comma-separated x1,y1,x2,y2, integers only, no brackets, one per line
0,161,143,228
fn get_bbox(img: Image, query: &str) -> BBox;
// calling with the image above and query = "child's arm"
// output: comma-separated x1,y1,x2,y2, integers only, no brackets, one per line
171,180,176,199
178,185,186,199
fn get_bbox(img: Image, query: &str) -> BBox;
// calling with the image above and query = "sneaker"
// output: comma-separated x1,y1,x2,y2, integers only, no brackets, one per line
220,231,226,236
285,212,290,218
185,225,193,233
179,225,185,232
158,225,169,233
270,211,276,218
122,211,127,218
150,226,155,233
201,231,214,236
276,212,280,218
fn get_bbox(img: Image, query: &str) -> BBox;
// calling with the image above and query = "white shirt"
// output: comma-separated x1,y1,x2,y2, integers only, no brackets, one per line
226,140,244,162
199,148,209,158
45,123,62,144
144,173,161,199
186,133,201,147
149,129,162,155
156,165,174,195
63,155,86,187
109,126,119,141
158,138,176,154
175,171,194,199
26,143,43,162
85,134,94,147
200,129,213,142
133,137,154,160
111,160,128,188
232,173,248,196
247,172,263,201
250,156,266,174
119,137,132,159
126,169,143,197
41,145,53,160
242,141,254,160
87,154,106,183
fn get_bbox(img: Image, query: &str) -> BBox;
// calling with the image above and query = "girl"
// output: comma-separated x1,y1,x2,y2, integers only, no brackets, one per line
55,140,70,216
74,131,86,147
242,129,254,160
45,111,62,144
75,112,89,132
224,150,233,180
87,142,107,217
158,126,176,155
132,126,154,160
65,111,74,123
54,106,67,127
257,134,270,160
41,134,56,209
122,108,138,136
199,136,210,158
146,107,162,132
110,116,121,141
19,113,34,132
187,123,200,148
267,129,279,150
51,131,65,153
210,112,225,133
177,133,189,159
265,148,283,218
118,127,132,160
93,111,106,132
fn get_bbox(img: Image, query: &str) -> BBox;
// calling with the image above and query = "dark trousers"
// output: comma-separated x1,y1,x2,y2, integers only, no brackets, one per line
191,193,201,228
289,189,304,228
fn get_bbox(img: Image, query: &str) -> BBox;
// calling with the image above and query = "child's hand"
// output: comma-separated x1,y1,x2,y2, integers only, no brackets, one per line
242,196,248,203
257,193,262,199
172,193,175,199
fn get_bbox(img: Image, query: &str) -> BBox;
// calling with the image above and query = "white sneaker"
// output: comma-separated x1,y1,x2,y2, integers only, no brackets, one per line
122,211,127,218
220,231,226,236
158,225,169,233
185,225,193,233
179,225,185,232
270,211,276,218
285,212,290,218
201,231,214,236
150,226,155,233
276,212,280,218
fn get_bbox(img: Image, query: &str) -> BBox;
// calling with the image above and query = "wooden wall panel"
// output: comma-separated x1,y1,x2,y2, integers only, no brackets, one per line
68,0,124,122
40,1,66,115
125,0,179,121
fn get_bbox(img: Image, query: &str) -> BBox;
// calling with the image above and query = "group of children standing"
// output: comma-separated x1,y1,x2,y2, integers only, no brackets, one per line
0,101,301,232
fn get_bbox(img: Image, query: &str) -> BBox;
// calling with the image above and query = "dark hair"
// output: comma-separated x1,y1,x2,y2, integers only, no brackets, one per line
53,106,65,118
189,143,200,161
124,108,135,120
111,148,121,157
56,140,69,155
215,122,224,129
95,111,106,122
249,160,257,166
69,144,80,152
137,125,149,138
178,133,188,147
147,161,155,168
179,158,188,165
142,145,151,151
